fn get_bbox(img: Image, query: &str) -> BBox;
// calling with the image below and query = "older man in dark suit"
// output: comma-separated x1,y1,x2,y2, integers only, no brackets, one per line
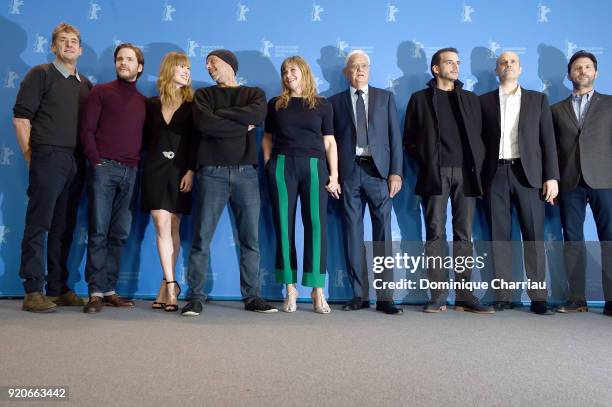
552,51,612,316
329,50,403,314
480,51,560,315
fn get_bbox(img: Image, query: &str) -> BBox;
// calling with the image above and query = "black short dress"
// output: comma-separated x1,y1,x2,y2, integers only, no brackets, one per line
140,97,196,214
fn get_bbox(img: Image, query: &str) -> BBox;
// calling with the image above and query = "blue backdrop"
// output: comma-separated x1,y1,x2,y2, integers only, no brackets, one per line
0,0,608,301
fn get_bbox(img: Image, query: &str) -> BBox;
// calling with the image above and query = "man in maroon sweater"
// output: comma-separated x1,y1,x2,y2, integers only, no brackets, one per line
80,44,146,313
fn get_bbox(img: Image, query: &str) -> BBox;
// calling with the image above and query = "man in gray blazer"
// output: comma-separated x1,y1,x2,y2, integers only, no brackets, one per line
329,50,403,314
552,51,612,316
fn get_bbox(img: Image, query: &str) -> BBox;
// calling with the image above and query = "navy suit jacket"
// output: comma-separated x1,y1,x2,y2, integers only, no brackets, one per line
328,86,402,183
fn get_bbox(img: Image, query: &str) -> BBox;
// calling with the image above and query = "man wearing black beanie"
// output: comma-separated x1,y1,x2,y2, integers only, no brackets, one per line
182,49,277,315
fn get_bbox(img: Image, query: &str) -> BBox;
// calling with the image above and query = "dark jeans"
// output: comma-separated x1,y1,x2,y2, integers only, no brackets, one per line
85,159,137,295
422,167,476,303
342,157,393,301
486,161,547,301
20,146,84,295
187,165,261,303
559,185,612,301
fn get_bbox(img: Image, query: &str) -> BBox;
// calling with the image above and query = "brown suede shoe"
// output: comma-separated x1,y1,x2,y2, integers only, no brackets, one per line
48,290,85,306
83,296,103,314
22,292,57,313
103,294,135,307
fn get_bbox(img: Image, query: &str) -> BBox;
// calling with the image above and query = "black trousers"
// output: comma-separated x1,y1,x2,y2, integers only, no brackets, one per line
486,161,547,302
19,146,84,295
422,167,476,303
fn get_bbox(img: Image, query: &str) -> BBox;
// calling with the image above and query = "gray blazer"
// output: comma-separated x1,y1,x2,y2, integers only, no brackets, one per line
551,91,612,191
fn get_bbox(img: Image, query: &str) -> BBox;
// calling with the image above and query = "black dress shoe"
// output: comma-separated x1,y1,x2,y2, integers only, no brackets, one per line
376,301,403,315
455,300,495,314
556,301,588,313
342,297,370,311
492,301,513,311
530,301,554,315
604,301,612,317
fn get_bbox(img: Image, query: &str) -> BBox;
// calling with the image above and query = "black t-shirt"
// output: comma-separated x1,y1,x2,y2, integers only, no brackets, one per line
435,88,471,168
264,97,333,159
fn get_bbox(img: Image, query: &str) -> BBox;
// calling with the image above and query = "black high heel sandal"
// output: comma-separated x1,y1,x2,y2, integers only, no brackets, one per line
164,281,182,312
152,278,167,309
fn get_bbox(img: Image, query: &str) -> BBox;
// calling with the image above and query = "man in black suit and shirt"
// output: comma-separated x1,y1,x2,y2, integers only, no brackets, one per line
404,47,493,314
480,51,560,315
329,50,403,314
552,51,612,316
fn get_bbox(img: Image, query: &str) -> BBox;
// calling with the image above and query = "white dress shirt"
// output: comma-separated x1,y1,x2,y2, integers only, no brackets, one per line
349,84,371,156
498,85,521,159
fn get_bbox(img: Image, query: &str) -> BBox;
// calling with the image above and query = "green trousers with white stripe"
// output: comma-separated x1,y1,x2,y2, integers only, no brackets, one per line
266,154,328,288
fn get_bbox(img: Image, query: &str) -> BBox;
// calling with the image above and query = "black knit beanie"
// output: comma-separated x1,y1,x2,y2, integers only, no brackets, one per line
207,49,238,74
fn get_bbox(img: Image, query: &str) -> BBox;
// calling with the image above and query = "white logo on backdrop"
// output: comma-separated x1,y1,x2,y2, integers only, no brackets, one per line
334,269,345,288
311,2,323,21
237,1,249,22
33,34,48,53
261,39,274,57
461,2,475,22
488,40,502,56
463,78,476,91
386,3,399,22
87,74,97,85
387,75,399,94
565,41,578,59
314,76,324,91
337,39,349,57
187,39,200,57
4,70,18,88
237,76,247,86
412,40,425,58
537,3,551,23
88,1,101,20
162,2,176,21
0,145,15,165
0,225,9,245
9,0,23,14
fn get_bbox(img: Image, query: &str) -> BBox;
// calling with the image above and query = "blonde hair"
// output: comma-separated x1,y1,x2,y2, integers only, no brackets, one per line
157,51,194,106
275,56,320,111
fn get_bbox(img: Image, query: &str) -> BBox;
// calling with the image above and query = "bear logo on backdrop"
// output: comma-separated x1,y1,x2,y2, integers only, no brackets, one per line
237,1,249,22
162,2,176,22
311,3,323,22
461,3,475,23
88,2,101,20
386,3,399,23
8,0,23,15
537,3,551,23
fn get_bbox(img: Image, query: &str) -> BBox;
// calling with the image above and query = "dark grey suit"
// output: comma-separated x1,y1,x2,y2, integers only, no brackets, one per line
552,91,612,302
481,88,560,302
329,86,402,300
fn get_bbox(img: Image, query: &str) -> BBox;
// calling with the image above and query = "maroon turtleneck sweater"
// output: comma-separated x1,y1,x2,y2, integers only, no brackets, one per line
80,79,146,167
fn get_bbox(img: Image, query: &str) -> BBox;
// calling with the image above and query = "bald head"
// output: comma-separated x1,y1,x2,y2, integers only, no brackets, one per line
496,51,522,83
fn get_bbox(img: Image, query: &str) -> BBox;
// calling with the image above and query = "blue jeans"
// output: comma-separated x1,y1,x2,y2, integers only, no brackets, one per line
85,159,137,295
187,165,261,303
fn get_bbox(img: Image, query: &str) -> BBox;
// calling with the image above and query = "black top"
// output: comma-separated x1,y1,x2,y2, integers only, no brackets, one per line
264,97,333,159
13,63,92,150
141,97,196,214
435,88,471,168
192,85,267,166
